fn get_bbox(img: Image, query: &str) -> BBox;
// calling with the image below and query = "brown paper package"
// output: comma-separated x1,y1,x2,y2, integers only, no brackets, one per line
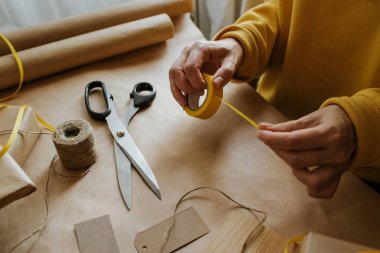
0,14,174,90
0,0,192,56
0,106,41,209
0,149,36,209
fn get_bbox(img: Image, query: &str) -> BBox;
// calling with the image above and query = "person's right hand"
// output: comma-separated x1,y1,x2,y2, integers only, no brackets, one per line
169,38,244,107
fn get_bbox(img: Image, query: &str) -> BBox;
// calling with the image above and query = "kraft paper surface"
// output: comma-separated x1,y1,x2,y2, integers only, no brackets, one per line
0,14,174,90
0,15,379,252
0,0,192,56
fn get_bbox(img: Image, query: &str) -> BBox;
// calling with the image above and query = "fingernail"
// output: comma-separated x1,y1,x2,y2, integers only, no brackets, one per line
213,76,224,88
193,90,205,96
259,122,269,129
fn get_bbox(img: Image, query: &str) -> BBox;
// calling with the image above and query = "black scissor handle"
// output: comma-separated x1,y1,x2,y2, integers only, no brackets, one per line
84,81,112,121
130,82,156,108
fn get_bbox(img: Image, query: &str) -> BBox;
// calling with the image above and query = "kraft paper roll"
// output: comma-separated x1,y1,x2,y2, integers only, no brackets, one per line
0,0,191,56
0,14,174,90
185,74,223,119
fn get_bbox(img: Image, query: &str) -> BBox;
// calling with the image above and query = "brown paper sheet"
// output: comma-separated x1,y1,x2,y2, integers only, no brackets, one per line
75,215,120,253
0,14,174,90
0,0,192,56
0,15,379,252
0,106,41,209
134,207,210,253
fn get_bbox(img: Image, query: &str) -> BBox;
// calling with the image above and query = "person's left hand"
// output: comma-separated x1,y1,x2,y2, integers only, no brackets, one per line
257,105,356,199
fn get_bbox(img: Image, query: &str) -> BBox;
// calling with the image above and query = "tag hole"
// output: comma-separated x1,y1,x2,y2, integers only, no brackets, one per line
142,245,148,250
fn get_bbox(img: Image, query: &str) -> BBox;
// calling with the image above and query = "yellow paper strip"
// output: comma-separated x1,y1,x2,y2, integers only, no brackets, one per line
214,95,259,129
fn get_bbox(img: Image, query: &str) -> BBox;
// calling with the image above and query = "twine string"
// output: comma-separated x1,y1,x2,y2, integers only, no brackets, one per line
52,120,98,170
160,186,267,253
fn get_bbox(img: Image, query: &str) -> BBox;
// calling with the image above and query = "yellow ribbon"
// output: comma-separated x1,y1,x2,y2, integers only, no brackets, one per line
284,235,305,253
214,95,259,129
0,104,55,159
0,34,24,102
0,105,27,158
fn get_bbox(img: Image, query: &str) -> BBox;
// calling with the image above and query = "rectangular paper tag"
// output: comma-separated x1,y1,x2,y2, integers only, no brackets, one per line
75,215,120,253
134,207,210,253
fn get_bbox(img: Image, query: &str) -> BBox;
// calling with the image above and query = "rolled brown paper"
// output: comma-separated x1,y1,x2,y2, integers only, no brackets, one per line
0,0,191,56
0,14,174,90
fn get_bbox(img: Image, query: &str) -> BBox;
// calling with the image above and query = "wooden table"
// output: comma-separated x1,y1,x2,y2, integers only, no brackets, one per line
1,15,379,252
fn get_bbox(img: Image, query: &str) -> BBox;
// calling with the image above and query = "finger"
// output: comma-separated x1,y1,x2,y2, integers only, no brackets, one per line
212,55,238,88
183,43,209,90
259,115,317,132
307,181,339,199
292,167,341,198
169,77,186,107
273,148,326,169
257,127,325,150
169,47,200,95
171,69,201,95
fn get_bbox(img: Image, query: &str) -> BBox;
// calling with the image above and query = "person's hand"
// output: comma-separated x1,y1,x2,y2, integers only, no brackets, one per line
257,105,356,199
169,38,243,107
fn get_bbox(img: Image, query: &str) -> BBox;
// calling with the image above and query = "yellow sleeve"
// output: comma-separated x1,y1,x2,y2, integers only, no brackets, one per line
321,88,380,177
213,0,279,81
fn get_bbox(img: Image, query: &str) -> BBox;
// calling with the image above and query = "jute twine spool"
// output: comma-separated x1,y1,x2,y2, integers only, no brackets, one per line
52,120,98,169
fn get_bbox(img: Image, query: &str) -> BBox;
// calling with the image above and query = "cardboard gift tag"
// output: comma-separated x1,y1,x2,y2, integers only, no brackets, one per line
134,207,210,253
75,215,120,253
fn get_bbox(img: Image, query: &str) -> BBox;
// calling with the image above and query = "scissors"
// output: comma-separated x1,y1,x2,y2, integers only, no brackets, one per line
84,81,161,209
113,82,157,209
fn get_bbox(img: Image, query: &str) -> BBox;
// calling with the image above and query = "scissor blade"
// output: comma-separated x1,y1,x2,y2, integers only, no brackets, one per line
114,141,132,209
116,136,161,200
106,110,161,200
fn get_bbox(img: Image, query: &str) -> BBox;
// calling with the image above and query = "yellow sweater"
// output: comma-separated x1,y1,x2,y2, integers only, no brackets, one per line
215,0,380,182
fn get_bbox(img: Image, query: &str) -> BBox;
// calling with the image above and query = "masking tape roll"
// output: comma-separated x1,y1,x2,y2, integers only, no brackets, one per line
185,73,223,119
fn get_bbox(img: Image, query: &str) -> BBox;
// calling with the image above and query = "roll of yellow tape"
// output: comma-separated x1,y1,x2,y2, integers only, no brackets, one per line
185,73,223,119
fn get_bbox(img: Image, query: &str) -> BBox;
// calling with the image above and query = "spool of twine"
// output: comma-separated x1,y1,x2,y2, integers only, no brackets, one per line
52,120,98,169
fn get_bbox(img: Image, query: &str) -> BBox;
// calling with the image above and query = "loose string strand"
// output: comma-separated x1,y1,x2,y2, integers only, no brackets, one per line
160,186,267,253
0,129,53,136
